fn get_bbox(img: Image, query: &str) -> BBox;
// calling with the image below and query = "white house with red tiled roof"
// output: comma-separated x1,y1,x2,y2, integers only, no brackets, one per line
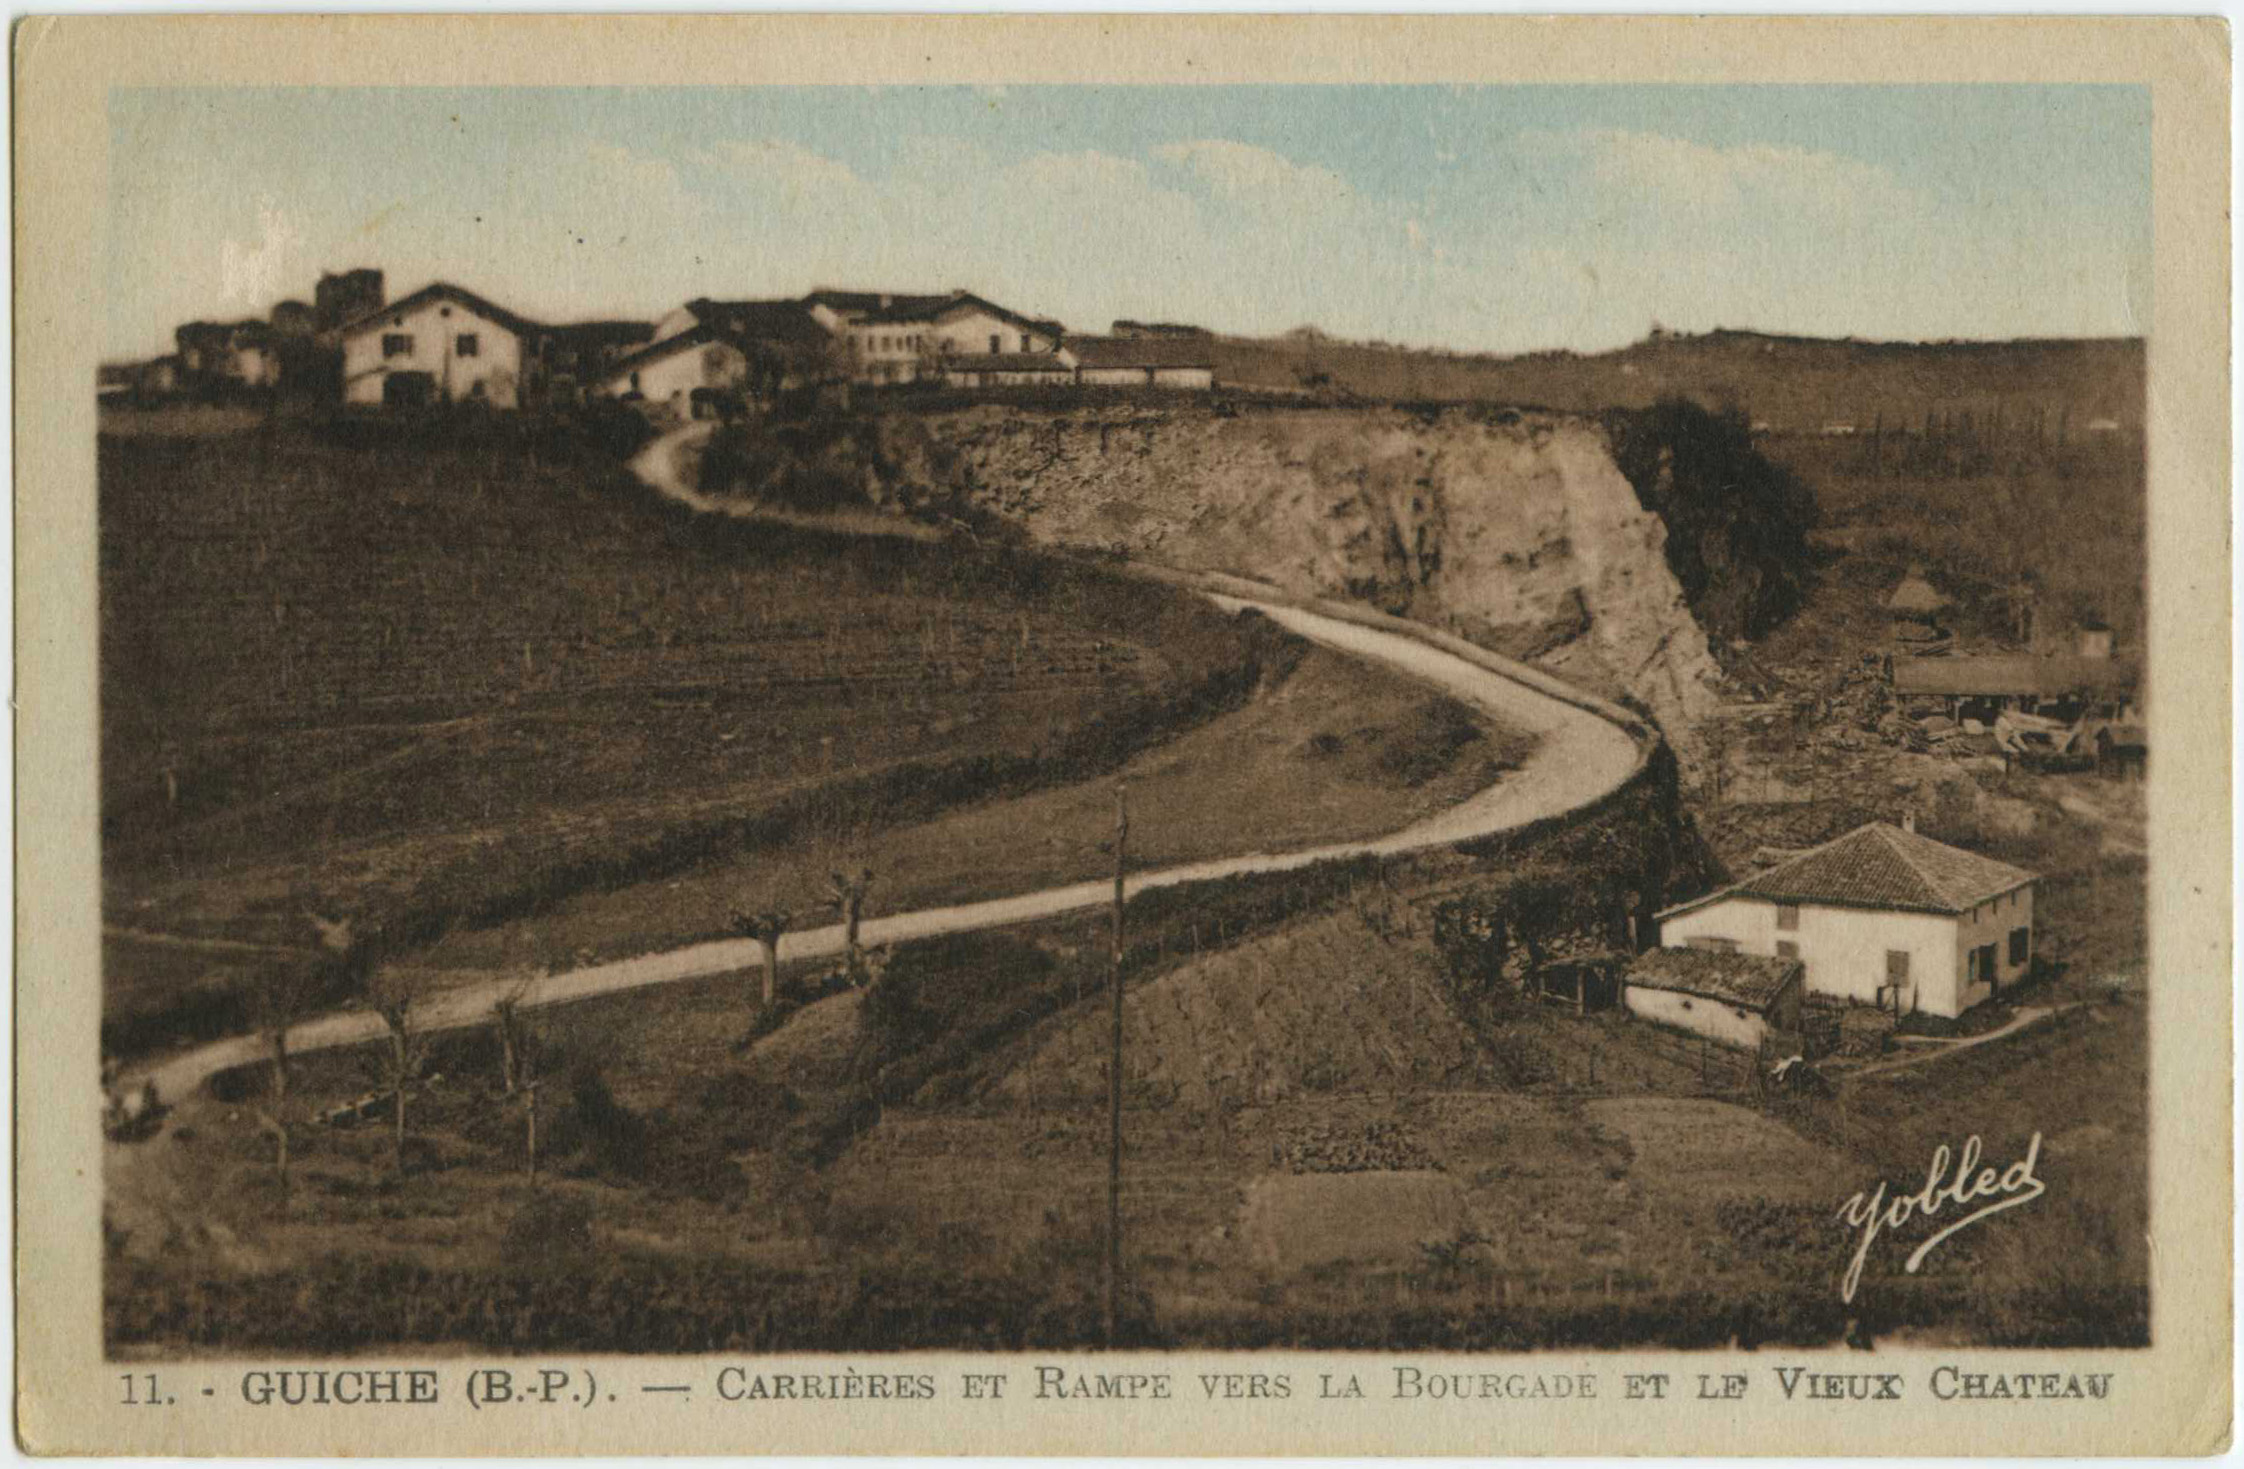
1655,821,2037,1019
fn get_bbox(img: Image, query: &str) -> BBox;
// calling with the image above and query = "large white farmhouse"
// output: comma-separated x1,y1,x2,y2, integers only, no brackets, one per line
336,282,543,409
1655,821,2037,1019
805,289,1067,385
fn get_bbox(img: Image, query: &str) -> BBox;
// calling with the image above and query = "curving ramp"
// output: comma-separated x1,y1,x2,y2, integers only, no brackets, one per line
131,434,1651,1104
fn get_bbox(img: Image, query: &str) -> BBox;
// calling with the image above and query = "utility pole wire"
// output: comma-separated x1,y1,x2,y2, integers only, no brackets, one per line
1105,780,1128,1348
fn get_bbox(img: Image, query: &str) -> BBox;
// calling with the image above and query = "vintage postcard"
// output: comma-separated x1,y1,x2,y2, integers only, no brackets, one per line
14,14,2232,1457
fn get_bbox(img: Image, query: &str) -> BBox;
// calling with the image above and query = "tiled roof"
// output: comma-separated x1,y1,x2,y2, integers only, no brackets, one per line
1658,822,2036,921
807,289,961,322
546,320,655,349
1894,654,2138,699
608,303,829,377
684,299,832,346
945,352,1078,373
334,282,547,342
1070,335,1216,370
1626,948,1803,1010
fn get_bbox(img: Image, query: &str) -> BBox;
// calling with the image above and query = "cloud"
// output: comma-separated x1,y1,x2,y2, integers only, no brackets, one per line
584,142,704,221
705,139,867,200
1536,128,1921,224
1153,138,1354,215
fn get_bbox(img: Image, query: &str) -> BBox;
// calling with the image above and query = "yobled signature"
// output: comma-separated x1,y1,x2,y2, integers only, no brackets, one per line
1836,1133,2044,1304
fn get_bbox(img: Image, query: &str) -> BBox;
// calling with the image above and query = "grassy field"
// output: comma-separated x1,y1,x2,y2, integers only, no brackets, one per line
107,766,2142,1354
1767,429,2145,649
414,652,1535,975
99,414,1292,1051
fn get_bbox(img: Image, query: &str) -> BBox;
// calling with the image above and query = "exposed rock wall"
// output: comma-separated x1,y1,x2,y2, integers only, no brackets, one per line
927,405,1723,767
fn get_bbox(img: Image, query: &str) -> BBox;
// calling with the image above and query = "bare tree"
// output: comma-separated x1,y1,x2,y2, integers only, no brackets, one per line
364,970,428,1179
488,971,545,1183
729,909,791,1007
830,868,875,984
490,969,539,1097
246,960,315,1200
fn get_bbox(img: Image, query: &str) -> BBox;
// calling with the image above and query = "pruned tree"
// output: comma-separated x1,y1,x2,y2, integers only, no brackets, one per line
729,909,791,1007
829,868,875,985
488,970,544,1184
246,960,316,1200
364,970,428,1179
491,970,539,1097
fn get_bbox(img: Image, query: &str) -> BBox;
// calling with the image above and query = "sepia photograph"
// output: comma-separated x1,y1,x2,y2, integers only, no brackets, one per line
85,74,2171,1361
15,21,2225,1456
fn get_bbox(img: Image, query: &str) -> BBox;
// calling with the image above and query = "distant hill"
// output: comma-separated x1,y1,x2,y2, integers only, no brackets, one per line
1209,327,2145,435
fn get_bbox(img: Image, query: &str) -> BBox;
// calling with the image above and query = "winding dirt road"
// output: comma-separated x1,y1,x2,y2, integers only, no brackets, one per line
131,426,1646,1102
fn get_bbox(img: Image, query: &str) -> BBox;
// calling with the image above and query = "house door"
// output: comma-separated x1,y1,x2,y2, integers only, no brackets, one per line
1978,943,2000,992
1885,949,1910,1012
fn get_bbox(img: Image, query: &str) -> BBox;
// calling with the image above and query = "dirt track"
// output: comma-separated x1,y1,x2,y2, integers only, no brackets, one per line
130,427,1646,1103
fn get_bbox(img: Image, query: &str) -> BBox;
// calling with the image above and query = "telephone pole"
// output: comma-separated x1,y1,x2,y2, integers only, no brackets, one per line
1105,781,1128,1347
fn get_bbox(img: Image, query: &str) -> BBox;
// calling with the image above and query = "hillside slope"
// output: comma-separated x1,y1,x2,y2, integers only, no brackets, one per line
1207,328,2145,434
932,404,1724,764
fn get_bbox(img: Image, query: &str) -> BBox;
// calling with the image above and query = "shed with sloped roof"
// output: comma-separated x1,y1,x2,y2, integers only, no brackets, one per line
1623,948,1805,1050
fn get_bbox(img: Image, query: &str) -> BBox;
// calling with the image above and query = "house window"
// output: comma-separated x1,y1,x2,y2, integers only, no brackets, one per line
456,333,479,358
1775,940,1799,960
382,333,413,359
989,334,1001,354
1775,903,1801,931
1886,950,1910,985
2008,927,2029,965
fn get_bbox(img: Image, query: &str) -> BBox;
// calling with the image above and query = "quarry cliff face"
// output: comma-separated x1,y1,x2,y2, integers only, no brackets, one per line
928,405,1723,766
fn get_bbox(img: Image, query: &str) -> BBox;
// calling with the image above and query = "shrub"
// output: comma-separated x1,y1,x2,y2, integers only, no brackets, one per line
1378,695,1486,786
501,1192,595,1260
1605,397,1820,640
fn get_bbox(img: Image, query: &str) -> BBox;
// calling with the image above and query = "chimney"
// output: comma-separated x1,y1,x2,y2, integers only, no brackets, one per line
1901,810,1917,834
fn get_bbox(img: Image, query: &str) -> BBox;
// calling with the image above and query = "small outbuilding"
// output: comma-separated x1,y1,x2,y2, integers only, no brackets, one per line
1070,335,1219,389
1623,948,1805,1052
941,349,1081,389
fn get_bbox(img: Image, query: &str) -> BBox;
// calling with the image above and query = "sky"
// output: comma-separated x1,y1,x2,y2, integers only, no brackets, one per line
105,85,2151,362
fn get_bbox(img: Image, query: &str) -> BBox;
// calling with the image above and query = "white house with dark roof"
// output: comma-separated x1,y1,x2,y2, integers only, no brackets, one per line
804,288,1068,384
604,300,832,408
1655,821,2037,1019
336,282,545,409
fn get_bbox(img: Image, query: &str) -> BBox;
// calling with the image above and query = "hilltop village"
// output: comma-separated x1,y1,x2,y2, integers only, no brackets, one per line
103,267,1217,413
